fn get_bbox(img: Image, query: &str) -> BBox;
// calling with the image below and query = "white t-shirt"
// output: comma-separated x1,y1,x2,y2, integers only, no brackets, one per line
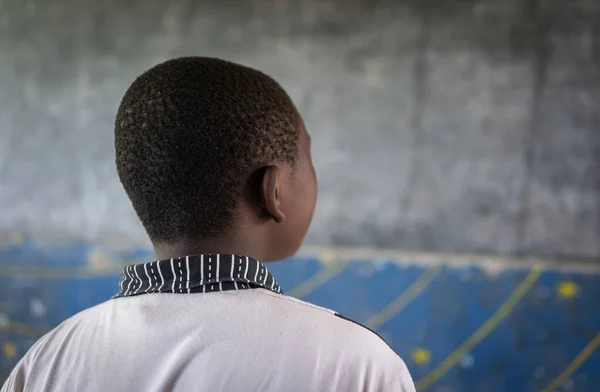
2,255,415,392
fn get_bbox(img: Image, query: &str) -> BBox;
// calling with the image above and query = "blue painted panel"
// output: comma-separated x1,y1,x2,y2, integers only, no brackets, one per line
304,263,425,322
1,240,599,391
266,256,323,291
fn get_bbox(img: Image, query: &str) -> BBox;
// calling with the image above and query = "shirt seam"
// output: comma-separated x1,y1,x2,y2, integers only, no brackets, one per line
252,288,336,315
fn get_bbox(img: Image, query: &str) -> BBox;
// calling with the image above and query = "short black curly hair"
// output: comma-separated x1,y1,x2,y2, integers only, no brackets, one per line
115,57,300,243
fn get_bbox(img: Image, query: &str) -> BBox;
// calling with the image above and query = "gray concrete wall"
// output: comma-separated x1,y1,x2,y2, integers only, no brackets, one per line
0,0,598,259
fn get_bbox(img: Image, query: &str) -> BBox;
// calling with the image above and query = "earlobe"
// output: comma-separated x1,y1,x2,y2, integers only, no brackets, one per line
260,165,286,224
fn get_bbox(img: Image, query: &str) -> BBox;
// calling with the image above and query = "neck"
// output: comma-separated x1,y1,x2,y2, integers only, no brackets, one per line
153,232,269,262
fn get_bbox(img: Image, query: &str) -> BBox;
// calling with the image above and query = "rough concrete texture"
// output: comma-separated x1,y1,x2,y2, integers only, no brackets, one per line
0,0,598,259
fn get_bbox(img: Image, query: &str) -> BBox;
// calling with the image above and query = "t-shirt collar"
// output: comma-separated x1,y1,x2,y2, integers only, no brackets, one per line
113,254,282,298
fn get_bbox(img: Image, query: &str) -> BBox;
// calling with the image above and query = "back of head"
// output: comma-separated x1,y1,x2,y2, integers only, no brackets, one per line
115,57,300,244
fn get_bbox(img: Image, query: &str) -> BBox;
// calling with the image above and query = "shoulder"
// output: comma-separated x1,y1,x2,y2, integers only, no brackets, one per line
5,301,109,368
253,290,416,391
1,329,54,391
254,289,392,346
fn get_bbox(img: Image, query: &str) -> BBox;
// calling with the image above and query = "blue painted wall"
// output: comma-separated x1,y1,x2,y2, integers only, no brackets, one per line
1,238,599,391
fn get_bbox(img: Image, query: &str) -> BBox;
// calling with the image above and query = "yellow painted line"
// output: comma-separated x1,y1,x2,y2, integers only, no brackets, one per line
0,265,123,279
1,321,51,337
415,265,543,391
540,331,600,392
364,266,443,330
286,262,348,299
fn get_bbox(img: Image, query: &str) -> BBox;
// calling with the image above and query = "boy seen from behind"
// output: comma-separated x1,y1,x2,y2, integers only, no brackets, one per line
2,57,415,392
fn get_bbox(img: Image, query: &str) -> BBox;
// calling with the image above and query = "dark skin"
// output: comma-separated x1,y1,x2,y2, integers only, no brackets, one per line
155,117,317,263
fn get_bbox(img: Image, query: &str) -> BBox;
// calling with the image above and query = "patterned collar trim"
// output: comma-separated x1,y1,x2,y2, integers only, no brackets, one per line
113,254,282,298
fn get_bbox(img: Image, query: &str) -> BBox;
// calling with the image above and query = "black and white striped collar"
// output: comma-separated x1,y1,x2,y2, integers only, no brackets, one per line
113,254,282,298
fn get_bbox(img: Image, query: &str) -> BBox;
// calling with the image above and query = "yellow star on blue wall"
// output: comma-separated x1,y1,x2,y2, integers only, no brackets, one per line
557,281,579,299
411,347,432,365
3,342,17,359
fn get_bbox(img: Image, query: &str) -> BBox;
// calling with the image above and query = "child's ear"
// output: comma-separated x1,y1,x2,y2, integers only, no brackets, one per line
258,165,286,224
